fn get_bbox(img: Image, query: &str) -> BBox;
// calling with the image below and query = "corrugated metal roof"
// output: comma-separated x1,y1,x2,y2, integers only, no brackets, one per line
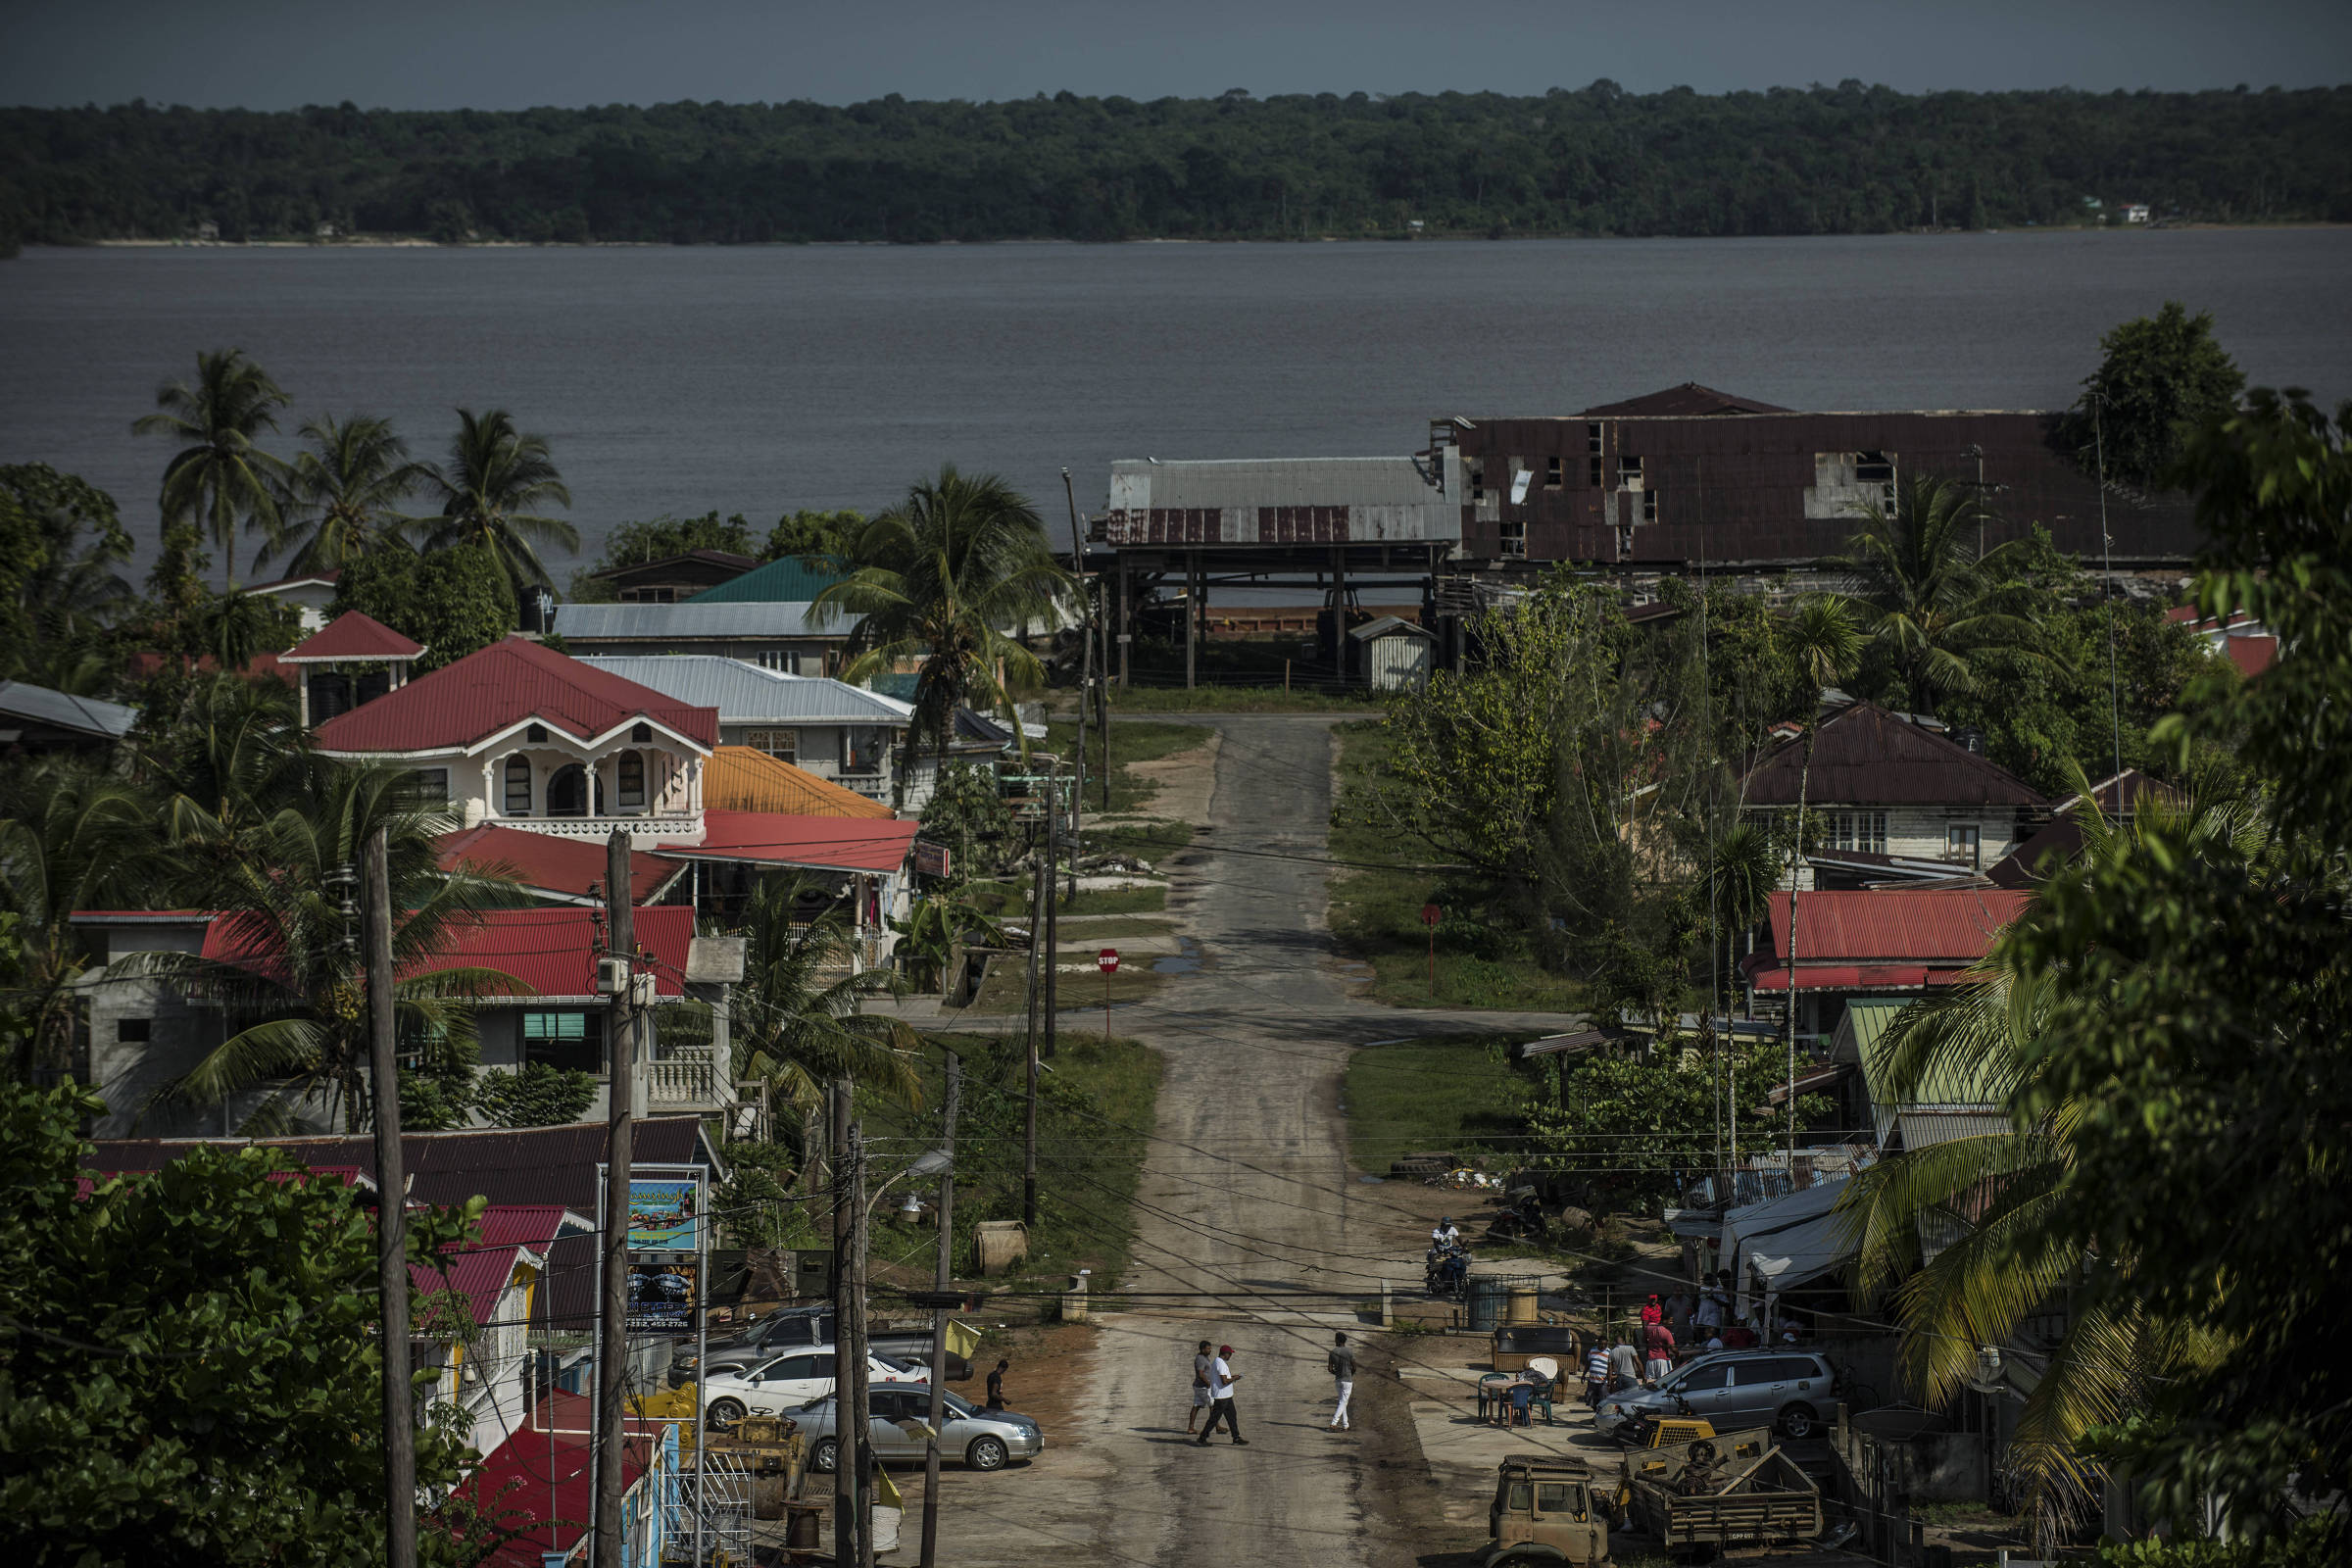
553,601,835,641
1104,452,1464,546
1580,382,1792,417
315,637,718,754
0,680,138,739
658,811,919,874
1743,702,2046,808
201,906,695,1000
411,1242,525,1326
705,747,897,818
1845,995,2009,1147
576,656,911,723
435,824,682,904
1760,889,2029,963
1346,614,1435,642
279,611,424,663
686,557,852,604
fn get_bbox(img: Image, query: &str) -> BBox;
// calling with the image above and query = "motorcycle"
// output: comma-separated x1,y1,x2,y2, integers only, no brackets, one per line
1423,1242,1473,1299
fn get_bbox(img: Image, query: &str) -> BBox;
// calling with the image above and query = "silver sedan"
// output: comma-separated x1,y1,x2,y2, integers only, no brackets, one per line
794,1386,1044,1473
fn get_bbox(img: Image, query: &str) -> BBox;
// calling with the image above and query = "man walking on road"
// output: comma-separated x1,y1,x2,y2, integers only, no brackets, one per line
1195,1345,1247,1446
1328,1332,1356,1431
1188,1340,1214,1436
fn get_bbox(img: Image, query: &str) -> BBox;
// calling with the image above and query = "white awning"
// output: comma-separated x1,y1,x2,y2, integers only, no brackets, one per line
1744,1208,1861,1298
1725,1177,1857,1316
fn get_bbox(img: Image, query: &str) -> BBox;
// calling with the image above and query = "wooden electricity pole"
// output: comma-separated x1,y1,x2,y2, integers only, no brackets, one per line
1061,467,1091,891
831,1082,858,1568
593,832,635,1568
1023,815,1044,1228
918,1052,960,1568
363,826,416,1568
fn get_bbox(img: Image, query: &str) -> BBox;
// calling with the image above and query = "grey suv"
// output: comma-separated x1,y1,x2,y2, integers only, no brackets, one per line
1592,1349,1837,1442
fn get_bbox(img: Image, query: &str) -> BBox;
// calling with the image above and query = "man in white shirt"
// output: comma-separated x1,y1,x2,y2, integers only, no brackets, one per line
1194,1345,1248,1446
1432,1217,1461,1249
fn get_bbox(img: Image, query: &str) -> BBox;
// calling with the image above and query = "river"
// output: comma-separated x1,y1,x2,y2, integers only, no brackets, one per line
4,229,2346,573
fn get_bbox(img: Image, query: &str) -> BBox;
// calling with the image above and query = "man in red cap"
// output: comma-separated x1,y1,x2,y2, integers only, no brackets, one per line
1194,1345,1247,1445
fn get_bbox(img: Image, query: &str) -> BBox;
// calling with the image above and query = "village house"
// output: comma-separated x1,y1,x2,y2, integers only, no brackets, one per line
586,547,759,603
1742,701,2050,890
1740,885,2033,1043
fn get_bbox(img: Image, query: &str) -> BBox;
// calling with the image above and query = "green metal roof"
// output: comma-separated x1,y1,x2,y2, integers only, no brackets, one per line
686,557,852,605
1846,995,2005,1108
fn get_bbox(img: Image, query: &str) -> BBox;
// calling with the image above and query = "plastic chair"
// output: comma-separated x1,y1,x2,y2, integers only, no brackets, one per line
1475,1372,1513,1423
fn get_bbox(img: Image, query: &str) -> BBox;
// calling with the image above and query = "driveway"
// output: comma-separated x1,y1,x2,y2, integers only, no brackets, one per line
911,715,1582,1566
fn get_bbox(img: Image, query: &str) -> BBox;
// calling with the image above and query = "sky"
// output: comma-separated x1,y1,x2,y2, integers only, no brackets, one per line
4,0,2347,110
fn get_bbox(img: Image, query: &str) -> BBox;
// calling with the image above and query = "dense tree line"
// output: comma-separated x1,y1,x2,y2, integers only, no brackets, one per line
3,81,2348,250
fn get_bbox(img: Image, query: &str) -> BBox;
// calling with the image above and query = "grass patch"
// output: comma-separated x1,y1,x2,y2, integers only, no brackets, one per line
1042,719,1208,813
1083,684,1386,715
1342,1034,1535,1174
1046,915,1177,939
1328,720,1590,1013
869,1032,1163,1295
1081,817,1195,864
965,954,1171,1015
1060,883,1167,915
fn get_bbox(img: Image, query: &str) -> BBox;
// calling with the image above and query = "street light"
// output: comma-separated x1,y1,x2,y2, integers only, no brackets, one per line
864,1147,953,1219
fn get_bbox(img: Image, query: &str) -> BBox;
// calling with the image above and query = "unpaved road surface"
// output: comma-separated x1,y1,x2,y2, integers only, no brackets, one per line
913,715,1580,1566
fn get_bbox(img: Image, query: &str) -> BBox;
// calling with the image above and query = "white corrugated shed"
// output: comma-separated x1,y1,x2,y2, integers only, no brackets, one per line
1104,452,1464,544
1346,614,1437,692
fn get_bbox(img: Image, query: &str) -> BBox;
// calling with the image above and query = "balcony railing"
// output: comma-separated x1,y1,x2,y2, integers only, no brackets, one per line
648,1050,732,1109
503,813,699,842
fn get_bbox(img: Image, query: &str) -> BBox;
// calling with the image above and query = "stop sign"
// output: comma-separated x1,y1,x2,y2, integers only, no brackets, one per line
1421,903,1442,927
1098,948,1120,973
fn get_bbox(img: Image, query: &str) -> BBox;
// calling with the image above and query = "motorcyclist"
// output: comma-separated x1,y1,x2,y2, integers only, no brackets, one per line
1431,1216,1461,1249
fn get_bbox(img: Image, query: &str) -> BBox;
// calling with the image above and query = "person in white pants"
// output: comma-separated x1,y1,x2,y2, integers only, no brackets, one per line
1328,1331,1357,1430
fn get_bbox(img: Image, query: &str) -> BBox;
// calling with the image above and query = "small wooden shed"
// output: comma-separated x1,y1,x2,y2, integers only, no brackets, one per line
1347,615,1437,693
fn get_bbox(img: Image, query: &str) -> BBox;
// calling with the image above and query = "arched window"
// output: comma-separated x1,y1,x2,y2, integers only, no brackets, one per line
503,757,532,816
547,763,589,817
616,751,646,810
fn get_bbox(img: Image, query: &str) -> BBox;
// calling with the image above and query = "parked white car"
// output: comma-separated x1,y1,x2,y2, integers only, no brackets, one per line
700,1347,927,1431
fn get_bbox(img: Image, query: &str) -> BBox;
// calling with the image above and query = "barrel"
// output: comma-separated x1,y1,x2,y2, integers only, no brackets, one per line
1507,1287,1540,1325
1468,1276,1509,1332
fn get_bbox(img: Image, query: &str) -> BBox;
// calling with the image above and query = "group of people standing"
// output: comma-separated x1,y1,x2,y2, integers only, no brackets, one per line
1186,1331,1359,1443
1580,1277,1800,1404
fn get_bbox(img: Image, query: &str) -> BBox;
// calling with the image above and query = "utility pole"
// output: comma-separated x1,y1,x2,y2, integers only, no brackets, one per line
1061,467,1091,893
1022,813,1044,1228
1044,762,1060,1062
831,1082,858,1568
847,1119,875,1568
593,832,635,1568
918,1051,959,1568
363,826,416,1568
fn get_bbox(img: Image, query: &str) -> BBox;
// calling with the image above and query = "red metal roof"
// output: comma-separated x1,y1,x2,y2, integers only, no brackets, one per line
200,906,693,1000
2225,635,2278,677
1755,888,2030,966
1743,702,2046,808
436,824,681,905
411,1242,526,1327
314,636,718,754
658,809,919,874
280,610,424,663
466,1392,655,1568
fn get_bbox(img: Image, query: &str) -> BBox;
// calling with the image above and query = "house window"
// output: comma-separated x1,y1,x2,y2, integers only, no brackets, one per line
547,763,595,817
616,751,646,810
526,724,549,744
1642,489,1658,522
504,757,532,815
405,767,450,805
1587,421,1603,455
631,722,653,743
843,727,888,776
1617,455,1643,485
1588,457,1603,488
1499,516,1527,558
522,1010,607,1074
117,1017,151,1043
746,728,798,763
1468,460,1485,504
1854,450,1895,483
1947,824,1982,859
1828,811,1888,854
756,650,800,674
1544,456,1562,488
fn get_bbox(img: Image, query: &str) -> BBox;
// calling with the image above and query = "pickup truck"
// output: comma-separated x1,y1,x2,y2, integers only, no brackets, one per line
1616,1427,1823,1554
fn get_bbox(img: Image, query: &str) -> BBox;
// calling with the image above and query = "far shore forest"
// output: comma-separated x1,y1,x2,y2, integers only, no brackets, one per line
4,82,2349,252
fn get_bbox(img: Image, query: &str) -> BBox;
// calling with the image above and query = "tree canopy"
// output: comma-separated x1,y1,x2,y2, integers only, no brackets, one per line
4,86,2346,248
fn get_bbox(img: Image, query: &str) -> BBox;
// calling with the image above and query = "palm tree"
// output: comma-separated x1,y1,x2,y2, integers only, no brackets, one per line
1833,473,2040,713
0,761,157,1083
1771,594,1860,1160
268,413,427,573
813,467,1072,802
730,877,923,1183
1838,772,2263,1545
128,761,525,1134
421,409,577,597
133,349,290,592
137,672,314,879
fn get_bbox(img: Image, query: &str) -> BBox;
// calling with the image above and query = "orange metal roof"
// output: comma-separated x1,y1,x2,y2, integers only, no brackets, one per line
705,745,895,818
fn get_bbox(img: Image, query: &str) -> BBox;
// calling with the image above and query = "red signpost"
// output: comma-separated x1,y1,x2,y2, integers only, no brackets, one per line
1099,948,1119,1037
1420,904,1442,998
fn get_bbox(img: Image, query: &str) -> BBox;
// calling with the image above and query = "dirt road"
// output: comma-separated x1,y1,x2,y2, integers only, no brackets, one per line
915,715,1579,1566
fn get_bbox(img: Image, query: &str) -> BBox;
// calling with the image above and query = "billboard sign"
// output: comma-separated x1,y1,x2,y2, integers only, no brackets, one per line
627,1178,704,1253
626,1260,699,1332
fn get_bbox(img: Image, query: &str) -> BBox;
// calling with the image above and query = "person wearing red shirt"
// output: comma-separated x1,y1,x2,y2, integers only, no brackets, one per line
1642,1317,1676,1382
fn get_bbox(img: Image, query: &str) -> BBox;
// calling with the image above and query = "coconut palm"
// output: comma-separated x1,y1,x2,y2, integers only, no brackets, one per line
133,349,290,592
1837,770,2265,1545
730,876,923,1184
136,672,314,881
813,467,1072,802
0,761,157,1083
1832,473,2040,713
127,761,526,1134
421,408,577,596
268,413,427,573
